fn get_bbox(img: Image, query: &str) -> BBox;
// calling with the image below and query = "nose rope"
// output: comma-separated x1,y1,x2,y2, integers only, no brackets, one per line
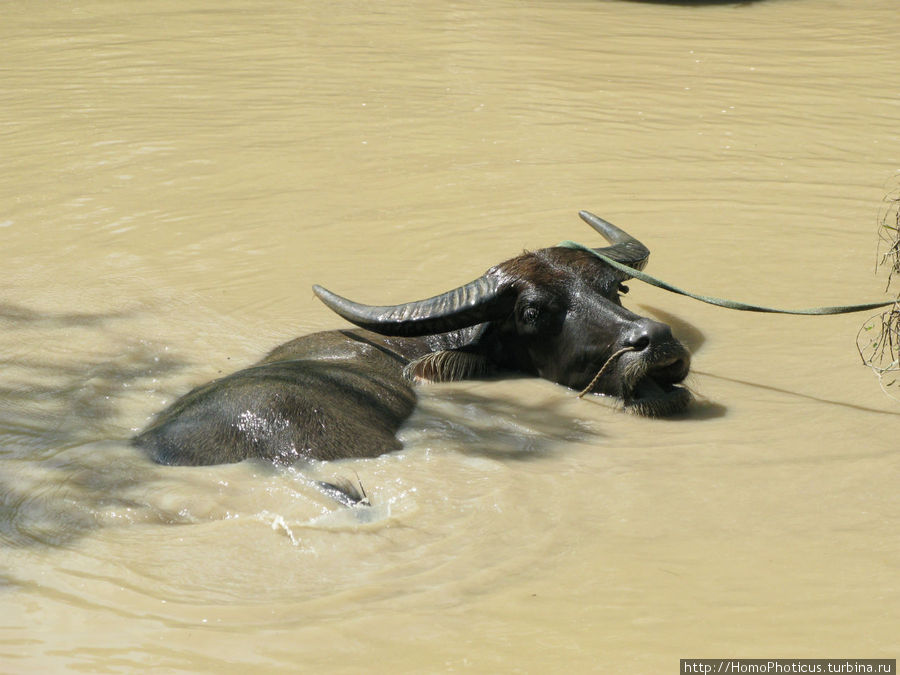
577,346,637,399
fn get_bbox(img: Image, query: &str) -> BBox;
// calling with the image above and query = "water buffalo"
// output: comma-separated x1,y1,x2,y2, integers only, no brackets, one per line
134,212,691,468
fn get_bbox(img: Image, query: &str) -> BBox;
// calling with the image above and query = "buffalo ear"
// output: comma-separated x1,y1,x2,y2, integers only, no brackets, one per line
402,350,495,384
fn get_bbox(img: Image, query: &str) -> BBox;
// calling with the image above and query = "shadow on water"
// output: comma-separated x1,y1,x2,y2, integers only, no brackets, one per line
696,369,900,417
638,304,706,354
407,386,601,461
0,302,188,548
0,302,131,329
0,302,185,454
682,399,728,419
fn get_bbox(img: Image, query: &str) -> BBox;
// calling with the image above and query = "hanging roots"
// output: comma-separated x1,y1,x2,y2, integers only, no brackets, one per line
859,191,900,396
877,191,900,290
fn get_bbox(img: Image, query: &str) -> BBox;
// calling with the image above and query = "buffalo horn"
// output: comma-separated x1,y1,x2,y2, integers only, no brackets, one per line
312,274,511,337
579,210,650,272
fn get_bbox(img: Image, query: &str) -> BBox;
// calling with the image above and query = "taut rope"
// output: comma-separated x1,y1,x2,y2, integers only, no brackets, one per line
558,240,896,316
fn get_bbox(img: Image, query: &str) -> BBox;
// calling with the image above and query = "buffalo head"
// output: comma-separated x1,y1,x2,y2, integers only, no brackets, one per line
313,212,691,416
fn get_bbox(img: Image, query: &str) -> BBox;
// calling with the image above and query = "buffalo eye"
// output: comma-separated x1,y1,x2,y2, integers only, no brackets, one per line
515,292,562,335
516,302,545,335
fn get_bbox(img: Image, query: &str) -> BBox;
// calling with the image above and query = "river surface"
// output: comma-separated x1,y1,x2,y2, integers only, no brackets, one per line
2,0,899,672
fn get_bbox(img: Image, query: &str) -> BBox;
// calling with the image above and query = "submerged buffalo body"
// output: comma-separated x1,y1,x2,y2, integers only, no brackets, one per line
134,212,691,466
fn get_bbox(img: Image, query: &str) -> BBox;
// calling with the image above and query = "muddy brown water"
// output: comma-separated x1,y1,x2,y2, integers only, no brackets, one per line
2,0,899,672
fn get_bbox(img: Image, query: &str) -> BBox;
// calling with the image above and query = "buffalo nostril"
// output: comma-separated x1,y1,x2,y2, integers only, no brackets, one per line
624,320,672,352
629,335,650,351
